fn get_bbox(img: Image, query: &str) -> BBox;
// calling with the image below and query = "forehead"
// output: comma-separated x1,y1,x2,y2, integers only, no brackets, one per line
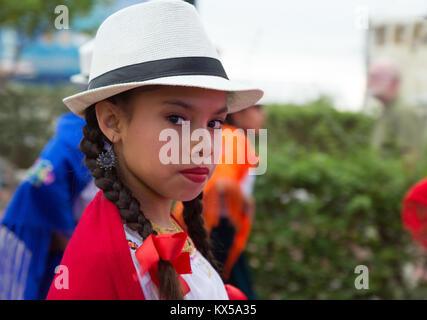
160,85,225,100
133,85,228,111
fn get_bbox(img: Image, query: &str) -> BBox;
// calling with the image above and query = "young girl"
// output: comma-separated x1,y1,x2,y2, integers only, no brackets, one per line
46,0,263,300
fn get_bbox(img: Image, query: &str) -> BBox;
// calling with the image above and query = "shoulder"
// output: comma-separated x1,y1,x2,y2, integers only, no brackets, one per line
48,191,145,300
47,192,116,299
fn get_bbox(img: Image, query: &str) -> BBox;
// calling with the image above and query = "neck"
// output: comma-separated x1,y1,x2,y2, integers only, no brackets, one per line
132,182,173,228
116,160,173,229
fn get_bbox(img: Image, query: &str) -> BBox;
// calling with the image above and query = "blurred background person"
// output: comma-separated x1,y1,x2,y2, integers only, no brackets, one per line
173,102,266,299
367,57,425,169
0,40,98,300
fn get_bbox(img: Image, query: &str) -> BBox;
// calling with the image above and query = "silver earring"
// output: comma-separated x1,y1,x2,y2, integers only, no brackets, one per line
96,141,116,170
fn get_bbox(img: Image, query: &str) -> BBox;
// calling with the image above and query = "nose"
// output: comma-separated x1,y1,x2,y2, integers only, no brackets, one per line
190,144,204,157
189,129,217,165
190,135,211,158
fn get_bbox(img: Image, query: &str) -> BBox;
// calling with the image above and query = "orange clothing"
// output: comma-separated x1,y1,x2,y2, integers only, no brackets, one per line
173,124,258,279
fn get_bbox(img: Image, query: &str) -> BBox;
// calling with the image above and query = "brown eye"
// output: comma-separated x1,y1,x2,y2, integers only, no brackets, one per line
167,115,185,125
208,119,223,129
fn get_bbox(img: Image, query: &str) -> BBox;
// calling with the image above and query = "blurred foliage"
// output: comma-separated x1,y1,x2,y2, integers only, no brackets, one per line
0,83,74,168
247,97,427,299
266,96,374,154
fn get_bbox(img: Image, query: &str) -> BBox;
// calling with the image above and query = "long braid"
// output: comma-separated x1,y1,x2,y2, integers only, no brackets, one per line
182,192,220,273
80,103,183,300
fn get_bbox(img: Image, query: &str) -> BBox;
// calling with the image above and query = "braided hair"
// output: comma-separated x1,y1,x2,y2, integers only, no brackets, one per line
79,86,219,299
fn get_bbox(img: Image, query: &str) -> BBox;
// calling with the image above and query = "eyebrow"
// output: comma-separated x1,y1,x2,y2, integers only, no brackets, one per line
163,99,228,115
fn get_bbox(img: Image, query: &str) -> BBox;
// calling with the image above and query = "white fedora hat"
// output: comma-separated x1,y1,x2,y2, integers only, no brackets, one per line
64,0,264,118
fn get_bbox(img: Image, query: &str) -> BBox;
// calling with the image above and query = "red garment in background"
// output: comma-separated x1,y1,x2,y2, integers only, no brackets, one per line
402,177,427,250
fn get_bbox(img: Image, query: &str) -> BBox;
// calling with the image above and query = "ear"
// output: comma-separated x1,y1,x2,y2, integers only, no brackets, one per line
95,100,125,143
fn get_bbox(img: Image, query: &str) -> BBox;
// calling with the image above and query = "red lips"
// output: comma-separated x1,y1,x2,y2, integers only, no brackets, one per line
179,167,210,175
179,167,209,183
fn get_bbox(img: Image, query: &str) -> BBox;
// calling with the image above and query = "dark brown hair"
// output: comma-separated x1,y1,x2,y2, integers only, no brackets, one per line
79,85,219,299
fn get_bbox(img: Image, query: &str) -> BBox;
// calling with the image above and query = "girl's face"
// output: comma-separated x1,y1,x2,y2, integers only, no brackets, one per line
99,85,228,202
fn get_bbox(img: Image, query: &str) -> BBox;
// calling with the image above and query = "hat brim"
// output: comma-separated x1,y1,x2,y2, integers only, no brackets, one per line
63,75,263,118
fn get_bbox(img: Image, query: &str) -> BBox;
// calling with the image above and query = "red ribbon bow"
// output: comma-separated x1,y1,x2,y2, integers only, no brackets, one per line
135,232,192,296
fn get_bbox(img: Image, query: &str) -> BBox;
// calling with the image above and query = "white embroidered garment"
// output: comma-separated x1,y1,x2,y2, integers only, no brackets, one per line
124,224,229,300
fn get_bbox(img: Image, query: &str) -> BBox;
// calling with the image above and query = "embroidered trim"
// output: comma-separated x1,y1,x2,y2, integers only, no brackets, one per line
151,218,195,254
24,158,55,187
128,239,138,251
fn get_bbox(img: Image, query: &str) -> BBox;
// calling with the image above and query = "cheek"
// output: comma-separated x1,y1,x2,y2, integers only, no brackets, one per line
122,124,168,178
120,121,218,201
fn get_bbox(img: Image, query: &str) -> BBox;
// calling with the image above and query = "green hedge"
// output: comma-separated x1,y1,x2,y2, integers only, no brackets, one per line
266,97,374,154
248,98,427,299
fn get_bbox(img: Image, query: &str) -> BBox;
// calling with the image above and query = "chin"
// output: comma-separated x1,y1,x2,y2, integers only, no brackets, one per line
172,186,205,202
167,172,211,201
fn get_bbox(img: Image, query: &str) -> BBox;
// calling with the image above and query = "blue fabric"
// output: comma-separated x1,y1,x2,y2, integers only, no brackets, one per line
0,112,92,300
